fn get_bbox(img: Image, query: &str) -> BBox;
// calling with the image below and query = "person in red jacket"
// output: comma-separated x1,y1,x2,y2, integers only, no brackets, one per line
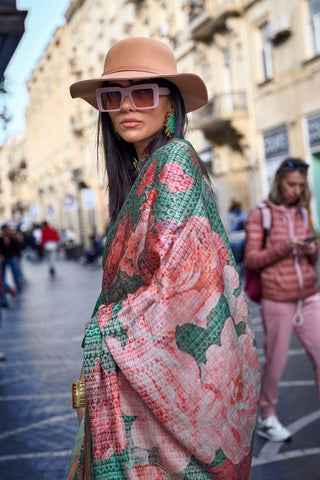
39,221,60,276
245,157,319,442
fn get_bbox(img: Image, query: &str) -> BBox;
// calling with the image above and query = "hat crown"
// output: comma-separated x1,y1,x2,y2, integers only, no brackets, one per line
70,37,208,113
102,37,178,77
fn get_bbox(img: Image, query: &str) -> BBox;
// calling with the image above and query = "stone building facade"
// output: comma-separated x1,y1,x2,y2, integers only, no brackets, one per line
0,132,27,227
244,0,320,229
0,0,319,242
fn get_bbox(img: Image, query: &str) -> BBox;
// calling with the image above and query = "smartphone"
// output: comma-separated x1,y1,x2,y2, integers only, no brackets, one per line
304,236,316,243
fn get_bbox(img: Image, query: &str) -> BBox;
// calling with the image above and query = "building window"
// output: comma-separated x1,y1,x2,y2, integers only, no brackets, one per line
260,22,273,81
263,125,289,161
309,0,320,56
308,113,320,149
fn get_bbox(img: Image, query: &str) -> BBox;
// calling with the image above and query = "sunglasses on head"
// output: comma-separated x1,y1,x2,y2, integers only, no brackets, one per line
96,83,171,112
283,158,309,170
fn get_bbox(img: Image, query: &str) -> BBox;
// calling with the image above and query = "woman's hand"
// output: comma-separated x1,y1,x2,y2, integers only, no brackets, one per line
288,236,318,254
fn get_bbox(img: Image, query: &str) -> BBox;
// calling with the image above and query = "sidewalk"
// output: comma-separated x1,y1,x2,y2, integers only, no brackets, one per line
0,257,319,479
0,258,101,480
247,296,320,480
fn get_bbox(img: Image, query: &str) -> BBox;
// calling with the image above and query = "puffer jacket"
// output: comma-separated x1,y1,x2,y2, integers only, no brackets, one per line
245,199,318,302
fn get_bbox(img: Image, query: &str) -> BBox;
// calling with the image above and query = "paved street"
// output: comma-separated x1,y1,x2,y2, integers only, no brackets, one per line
0,257,319,479
248,299,320,480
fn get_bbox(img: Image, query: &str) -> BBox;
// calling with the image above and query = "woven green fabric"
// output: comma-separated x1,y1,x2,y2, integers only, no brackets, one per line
69,140,260,480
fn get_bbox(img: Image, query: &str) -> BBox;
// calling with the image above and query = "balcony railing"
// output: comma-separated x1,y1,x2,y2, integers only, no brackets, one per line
192,91,247,151
189,0,241,40
193,91,247,128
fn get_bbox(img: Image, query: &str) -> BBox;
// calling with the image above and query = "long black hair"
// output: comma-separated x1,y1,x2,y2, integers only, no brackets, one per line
97,79,187,222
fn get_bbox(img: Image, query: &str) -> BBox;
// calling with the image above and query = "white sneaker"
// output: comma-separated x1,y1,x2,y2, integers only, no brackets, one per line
256,415,292,442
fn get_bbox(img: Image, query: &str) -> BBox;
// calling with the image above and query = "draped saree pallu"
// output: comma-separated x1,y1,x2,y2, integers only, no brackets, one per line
69,140,260,480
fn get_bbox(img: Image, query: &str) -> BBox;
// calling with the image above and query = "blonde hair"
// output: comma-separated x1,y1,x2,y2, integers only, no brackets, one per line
269,157,311,207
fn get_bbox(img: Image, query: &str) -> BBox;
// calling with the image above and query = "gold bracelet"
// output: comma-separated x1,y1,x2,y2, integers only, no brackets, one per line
72,380,86,409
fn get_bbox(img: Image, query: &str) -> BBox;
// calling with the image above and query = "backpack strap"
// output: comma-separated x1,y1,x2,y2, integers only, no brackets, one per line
256,204,308,250
256,201,272,249
300,207,309,230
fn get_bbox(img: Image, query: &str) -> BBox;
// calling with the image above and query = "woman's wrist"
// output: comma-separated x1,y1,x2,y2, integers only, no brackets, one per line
72,380,86,409
287,238,294,250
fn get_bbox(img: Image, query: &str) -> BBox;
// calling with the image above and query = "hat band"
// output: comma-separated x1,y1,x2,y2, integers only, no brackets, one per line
102,67,177,77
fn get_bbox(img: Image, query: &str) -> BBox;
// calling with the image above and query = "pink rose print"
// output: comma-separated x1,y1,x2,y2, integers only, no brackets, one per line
223,265,249,324
137,160,157,197
120,189,157,278
141,216,225,337
102,189,159,286
97,303,113,330
107,332,225,470
158,162,194,194
214,231,229,267
141,188,158,212
223,265,240,292
230,288,249,325
208,451,252,479
86,361,127,461
102,214,133,292
201,318,260,464
129,465,164,479
107,215,231,343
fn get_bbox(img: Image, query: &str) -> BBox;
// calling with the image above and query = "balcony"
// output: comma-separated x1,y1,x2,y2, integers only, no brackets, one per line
192,91,248,151
189,0,241,41
189,9,216,41
8,160,27,183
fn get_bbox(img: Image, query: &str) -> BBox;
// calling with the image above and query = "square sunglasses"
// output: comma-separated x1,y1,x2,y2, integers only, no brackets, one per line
96,83,170,112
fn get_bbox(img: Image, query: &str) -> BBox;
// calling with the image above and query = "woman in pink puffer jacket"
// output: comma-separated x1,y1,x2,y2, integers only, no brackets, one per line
245,157,320,442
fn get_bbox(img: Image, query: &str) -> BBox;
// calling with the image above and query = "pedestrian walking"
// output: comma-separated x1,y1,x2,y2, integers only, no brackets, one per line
0,225,22,305
0,270,4,361
39,221,60,277
245,157,320,442
227,200,248,273
32,223,44,261
12,227,26,285
68,37,260,479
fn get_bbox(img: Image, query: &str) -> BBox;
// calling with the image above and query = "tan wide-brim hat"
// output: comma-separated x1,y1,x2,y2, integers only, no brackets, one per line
70,37,208,113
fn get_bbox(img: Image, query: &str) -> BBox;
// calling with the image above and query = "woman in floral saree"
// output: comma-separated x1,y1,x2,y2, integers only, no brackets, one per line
68,37,260,480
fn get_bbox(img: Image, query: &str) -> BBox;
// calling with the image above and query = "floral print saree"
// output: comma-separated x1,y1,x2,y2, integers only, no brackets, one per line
69,139,260,479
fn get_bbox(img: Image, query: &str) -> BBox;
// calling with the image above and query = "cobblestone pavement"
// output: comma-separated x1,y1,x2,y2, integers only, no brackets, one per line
0,258,319,479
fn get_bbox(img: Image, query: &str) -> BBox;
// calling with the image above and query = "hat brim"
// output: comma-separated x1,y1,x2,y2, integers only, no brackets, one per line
70,71,208,113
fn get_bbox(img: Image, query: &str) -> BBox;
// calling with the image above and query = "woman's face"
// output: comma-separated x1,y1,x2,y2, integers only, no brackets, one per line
108,80,173,159
279,170,306,207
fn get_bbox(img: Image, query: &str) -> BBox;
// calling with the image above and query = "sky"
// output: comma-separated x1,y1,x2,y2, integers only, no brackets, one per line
0,0,70,146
